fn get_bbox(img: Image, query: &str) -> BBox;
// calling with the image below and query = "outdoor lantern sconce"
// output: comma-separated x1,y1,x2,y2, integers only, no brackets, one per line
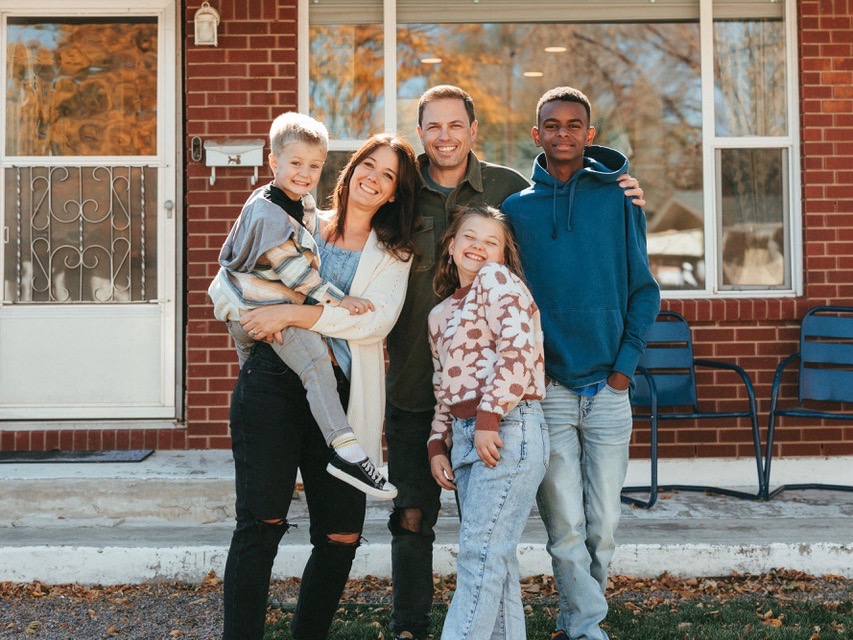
194,2,220,46
204,138,266,186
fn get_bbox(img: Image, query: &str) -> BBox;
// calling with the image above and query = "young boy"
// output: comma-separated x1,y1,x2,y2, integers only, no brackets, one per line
208,112,396,500
502,87,660,640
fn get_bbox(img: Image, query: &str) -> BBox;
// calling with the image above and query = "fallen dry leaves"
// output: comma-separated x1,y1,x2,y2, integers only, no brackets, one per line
2,567,846,608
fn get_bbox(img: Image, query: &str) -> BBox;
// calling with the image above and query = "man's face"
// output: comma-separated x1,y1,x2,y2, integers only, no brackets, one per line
532,100,595,166
417,98,478,173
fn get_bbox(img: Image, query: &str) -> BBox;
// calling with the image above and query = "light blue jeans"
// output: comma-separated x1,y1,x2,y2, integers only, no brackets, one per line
537,381,632,640
226,320,351,446
442,401,549,640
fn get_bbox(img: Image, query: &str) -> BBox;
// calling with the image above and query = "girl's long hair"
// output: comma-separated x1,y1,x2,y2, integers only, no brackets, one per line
433,205,524,299
327,133,420,261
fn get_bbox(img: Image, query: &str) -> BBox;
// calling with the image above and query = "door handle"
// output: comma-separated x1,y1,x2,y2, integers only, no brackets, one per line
164,199,174,219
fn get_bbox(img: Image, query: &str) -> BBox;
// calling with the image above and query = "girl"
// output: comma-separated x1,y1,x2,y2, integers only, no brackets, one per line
428,205,548,640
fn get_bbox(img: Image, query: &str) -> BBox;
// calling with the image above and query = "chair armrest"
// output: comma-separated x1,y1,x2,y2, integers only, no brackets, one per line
693,359,757,402
769,352,800,412
632,365,659,414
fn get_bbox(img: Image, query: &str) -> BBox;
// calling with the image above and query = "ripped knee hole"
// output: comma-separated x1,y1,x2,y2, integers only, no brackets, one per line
396,508,423,534
327,532,360,545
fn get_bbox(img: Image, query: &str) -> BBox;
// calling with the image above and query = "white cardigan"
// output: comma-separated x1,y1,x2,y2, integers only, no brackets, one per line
310,225,412,463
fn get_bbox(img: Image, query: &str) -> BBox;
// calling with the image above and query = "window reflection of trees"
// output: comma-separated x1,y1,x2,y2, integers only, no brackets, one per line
396,22,706,290
6,20,158,157
715,20,786,137
310,18,786,290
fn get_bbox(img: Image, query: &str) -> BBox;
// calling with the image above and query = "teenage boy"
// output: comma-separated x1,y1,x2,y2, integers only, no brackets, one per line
502,86,660,640
384,85,647,640
208,112,396,499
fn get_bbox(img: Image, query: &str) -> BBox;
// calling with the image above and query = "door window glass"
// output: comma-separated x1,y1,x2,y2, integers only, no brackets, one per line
6,17,157,156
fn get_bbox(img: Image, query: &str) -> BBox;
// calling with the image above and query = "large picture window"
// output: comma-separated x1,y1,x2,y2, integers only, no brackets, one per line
302,0,799,296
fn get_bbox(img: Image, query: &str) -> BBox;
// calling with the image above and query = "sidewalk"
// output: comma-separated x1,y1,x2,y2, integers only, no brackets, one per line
1,450,851,585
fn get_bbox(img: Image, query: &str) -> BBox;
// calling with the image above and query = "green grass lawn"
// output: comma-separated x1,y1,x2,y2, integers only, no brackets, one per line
264,573,850,640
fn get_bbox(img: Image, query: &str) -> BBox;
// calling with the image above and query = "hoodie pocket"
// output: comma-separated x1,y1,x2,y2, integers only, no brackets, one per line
545,308,624,376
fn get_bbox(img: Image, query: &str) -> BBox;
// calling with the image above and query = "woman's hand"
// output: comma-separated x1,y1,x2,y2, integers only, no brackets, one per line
240,305,296,343
430,454,456,490
618,174,646,207
475,430,503,468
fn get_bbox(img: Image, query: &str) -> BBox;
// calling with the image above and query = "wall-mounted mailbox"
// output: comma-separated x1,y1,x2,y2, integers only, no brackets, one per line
204,138,266,186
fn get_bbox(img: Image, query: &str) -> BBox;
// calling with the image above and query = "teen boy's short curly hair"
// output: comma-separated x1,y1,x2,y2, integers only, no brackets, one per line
535,86,592,125
269,112,329,157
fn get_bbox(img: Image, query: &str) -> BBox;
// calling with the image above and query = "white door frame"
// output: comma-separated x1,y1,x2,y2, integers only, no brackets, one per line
0,0,181,422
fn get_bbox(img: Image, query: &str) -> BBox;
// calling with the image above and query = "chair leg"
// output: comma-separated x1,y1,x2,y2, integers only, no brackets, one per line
763,412,777,500
748,410,765,499
621,415,658,509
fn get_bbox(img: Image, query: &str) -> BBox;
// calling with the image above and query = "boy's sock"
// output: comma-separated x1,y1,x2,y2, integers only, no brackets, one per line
330,432,368,463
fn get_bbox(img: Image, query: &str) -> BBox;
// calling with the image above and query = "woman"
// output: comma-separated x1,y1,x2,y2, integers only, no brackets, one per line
223,133,420,640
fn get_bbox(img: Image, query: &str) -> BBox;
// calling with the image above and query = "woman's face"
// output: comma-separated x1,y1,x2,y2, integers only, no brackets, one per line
347,145,399,213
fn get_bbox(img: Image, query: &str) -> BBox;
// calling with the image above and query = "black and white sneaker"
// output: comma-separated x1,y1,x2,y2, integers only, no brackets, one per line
327,454,398,500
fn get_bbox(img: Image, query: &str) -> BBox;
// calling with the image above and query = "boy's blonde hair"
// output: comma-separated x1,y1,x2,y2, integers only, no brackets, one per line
269,112,329,157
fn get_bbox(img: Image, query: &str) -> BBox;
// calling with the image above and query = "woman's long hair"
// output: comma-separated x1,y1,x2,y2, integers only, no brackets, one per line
327,133,420,261
433,205,524,299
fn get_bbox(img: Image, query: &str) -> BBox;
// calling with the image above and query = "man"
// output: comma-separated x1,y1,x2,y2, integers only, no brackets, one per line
384,85,645,640
502,86,660,640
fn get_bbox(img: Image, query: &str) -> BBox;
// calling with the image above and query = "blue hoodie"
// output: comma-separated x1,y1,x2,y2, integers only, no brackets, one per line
501,146,660,387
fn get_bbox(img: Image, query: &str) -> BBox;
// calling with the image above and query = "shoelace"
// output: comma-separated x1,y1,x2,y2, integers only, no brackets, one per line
359,459,384,486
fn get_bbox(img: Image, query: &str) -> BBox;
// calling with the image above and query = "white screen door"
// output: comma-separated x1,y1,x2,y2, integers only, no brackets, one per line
0,1,177,420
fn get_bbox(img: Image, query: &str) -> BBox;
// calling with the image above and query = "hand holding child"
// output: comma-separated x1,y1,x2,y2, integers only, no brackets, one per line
339,295,375,315
475,430,503,468
430,454,456,490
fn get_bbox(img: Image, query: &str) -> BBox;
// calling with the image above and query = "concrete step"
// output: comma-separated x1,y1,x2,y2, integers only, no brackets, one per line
1,451,851,584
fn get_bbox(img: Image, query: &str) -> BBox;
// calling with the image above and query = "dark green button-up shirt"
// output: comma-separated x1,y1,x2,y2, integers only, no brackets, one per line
385,151,529,412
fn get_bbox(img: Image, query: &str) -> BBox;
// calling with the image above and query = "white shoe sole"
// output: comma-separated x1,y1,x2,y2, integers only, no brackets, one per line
326,462,398,500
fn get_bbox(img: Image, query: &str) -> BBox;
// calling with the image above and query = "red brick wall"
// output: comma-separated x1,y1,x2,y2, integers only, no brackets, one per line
184,0,300,449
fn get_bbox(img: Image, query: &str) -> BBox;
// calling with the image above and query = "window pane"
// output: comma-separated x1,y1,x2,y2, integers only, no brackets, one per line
396,22,704,290
309,25,384,140
315,150,353,210
4,166,158,303
714,19,786,137
719,148,786,288
6,18,158,156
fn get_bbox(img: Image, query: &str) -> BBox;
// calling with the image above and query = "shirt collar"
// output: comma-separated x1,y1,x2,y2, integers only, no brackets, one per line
417,150,484,194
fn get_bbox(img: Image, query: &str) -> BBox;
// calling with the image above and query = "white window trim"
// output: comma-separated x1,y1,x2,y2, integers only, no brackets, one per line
299,0,802,299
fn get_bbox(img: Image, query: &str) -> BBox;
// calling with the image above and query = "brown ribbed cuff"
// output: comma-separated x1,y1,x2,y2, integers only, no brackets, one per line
475,410,501,432
428,438,450,460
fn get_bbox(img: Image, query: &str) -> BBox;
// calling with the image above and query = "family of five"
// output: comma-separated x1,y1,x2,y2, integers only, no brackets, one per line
209,83,660,640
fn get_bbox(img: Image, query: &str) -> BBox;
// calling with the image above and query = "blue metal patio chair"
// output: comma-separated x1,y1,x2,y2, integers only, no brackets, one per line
621,311,764,508
763,305,853,500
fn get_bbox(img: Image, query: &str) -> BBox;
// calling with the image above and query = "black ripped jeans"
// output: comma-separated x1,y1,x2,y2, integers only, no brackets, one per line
223,342,366,640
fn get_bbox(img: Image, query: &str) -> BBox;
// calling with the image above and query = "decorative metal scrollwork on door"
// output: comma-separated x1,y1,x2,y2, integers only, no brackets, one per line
6,165,157,303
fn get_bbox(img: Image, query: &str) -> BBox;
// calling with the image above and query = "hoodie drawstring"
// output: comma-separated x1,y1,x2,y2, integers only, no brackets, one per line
566,179,577,233
551,184,558,239
551,177,578,239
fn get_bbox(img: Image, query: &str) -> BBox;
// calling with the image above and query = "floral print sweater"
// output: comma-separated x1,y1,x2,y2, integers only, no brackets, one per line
427,262,546,460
